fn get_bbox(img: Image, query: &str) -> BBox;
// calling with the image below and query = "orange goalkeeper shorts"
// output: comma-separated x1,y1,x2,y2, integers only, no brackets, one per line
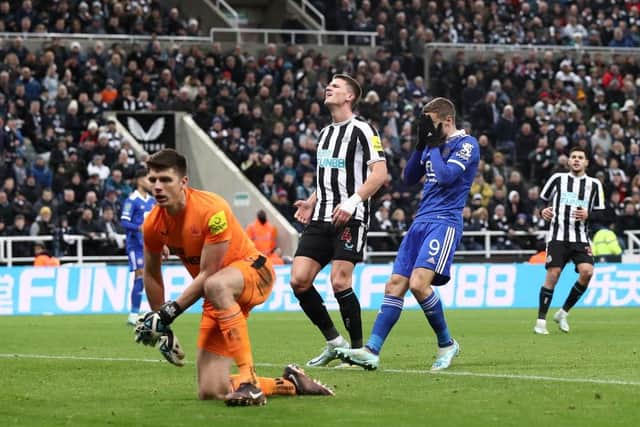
197,255,274,357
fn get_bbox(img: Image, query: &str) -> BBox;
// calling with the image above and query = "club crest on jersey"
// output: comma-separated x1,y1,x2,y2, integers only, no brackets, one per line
456,142,474,161
341,227,354,250
208,211,228,235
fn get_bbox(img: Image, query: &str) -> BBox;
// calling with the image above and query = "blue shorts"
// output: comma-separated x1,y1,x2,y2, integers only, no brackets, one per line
127,246,144,272
392,221,462,286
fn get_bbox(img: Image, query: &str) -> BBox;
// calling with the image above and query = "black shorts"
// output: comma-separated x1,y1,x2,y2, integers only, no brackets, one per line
294,220,367,267
545,241,594,271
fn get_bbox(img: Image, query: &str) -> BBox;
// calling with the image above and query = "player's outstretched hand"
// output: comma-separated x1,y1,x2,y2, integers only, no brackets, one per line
294,199,314,224
417,114,446,150
158,330,186,367
541,207,554,222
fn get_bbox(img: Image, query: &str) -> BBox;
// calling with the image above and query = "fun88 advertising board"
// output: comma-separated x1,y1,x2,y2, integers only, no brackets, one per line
1,263,639,316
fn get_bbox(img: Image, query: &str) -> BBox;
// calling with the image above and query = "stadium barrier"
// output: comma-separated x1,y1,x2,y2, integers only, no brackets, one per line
2,231,639,266
1,262,638,316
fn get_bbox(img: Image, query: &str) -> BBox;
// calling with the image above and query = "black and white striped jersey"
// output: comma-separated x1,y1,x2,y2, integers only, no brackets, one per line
313,115,386,224
540,172,605,243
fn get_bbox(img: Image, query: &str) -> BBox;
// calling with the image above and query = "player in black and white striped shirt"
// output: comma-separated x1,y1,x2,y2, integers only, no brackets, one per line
534,146,605,335
290,74,387,366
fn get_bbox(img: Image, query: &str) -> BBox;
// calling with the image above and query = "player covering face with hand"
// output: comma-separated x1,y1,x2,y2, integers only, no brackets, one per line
337,97,479,371
133,149,333,406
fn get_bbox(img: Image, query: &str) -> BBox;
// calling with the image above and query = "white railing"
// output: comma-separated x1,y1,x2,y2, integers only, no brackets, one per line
0,235,179,267
365,230,640,260
2,230,638,266
425,42,640,56
288,0,326,29
209,27,378,47
212,0,240,28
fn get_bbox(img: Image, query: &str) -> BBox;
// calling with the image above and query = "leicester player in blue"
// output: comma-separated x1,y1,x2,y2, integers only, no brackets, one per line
122,167,156,325
337,97,479,371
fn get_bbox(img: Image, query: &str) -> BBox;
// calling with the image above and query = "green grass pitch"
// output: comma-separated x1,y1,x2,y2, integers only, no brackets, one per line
1,308,639,427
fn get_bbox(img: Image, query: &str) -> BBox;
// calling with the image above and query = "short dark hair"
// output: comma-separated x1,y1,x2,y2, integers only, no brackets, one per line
333,73,362,106
569,146,588,157
423,97,456,122
147,149,187,177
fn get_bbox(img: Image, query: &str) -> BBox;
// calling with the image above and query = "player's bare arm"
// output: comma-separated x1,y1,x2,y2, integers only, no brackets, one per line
143,249,165,310
332,160,387,226
541,207,554,221
173,241,230,310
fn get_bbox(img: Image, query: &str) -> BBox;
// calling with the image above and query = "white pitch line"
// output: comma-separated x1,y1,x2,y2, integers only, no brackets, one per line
1,353,639,387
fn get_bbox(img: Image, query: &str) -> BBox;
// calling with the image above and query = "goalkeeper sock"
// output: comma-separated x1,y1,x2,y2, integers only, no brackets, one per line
130,276,143,313
420,292,453,348
214,303,256,384
335,288,363,348
231,376,296,396
366,295,403,355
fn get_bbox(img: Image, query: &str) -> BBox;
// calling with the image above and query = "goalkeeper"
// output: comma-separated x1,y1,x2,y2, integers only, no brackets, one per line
135,149,333,406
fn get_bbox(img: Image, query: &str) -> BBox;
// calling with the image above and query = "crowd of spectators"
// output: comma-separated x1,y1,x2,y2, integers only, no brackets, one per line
0,0,202,36
1,1,640,262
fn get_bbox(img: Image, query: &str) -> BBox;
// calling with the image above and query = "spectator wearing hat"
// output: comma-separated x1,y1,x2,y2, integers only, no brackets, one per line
30,205,56,239
29,155,53,189
33,240,61,266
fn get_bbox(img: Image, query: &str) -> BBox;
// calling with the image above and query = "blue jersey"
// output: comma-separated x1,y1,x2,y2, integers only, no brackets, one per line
120,190,155,249
405,131,479,226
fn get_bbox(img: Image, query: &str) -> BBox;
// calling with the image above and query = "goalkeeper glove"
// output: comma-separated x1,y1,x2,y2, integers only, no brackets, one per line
158,330,186,367
134,301,183,346
157,300,183,326
134,312,166,346
417,114,446,150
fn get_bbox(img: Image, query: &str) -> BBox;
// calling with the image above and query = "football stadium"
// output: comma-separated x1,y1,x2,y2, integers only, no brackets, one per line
1,1,640,426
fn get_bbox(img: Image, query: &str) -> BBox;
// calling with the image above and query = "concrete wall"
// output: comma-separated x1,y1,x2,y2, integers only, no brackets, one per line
176,113,299,257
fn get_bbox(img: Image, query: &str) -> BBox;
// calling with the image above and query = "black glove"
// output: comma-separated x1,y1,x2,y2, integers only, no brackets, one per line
157,300,183,326
417,114,446,150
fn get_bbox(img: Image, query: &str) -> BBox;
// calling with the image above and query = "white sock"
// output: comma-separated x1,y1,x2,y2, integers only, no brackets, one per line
328,336,346,347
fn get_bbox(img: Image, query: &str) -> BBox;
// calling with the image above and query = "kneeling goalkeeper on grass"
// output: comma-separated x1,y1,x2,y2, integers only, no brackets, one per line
133,149,333,407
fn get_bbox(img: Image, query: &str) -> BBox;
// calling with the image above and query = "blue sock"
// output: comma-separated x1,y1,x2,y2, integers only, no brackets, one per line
365,295,404,355
131,277,143,313
420,292,453,348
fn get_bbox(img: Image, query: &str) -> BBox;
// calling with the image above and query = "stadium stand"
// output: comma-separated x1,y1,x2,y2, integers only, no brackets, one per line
0,0,639,260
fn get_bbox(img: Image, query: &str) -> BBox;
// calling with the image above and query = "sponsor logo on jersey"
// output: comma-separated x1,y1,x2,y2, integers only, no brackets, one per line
317,149,345,169
559,192,589,208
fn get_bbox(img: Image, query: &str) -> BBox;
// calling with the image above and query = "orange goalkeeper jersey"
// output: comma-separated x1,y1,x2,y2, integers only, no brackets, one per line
143,187,260,278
